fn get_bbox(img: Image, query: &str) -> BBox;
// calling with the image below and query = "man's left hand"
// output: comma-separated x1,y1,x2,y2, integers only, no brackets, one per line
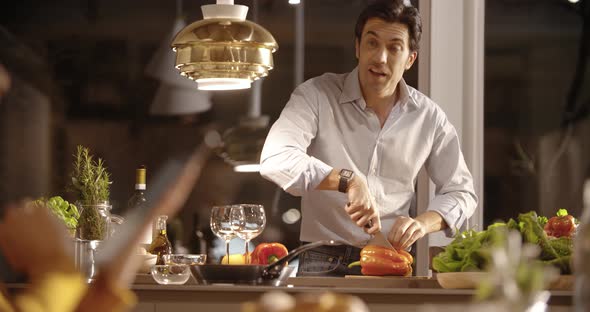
387,216,427,250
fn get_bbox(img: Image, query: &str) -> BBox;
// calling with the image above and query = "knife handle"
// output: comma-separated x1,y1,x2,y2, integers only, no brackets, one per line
365,219,373,230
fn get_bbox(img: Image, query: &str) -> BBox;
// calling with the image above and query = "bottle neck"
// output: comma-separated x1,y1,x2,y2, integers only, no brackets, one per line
156,216,168,232
136,166,147,190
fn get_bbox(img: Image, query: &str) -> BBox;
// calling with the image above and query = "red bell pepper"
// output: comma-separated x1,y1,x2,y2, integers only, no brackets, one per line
544,209,577,238
349,245,413,276
250,242,289,265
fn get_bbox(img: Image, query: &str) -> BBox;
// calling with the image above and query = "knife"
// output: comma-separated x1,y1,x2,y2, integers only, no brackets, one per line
365,219,397,251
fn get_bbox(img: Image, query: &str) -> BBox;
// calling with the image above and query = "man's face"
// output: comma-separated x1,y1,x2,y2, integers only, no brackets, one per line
355,18,417,99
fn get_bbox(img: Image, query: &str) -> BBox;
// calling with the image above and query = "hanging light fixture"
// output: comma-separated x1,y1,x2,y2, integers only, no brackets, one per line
171,0,278,91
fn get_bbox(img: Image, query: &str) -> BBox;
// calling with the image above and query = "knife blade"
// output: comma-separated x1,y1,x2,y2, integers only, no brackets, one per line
365,219,396,251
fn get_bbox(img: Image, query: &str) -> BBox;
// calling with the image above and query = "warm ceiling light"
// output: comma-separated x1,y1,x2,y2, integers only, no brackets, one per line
233,164,261,173
171,0,278,91
288,0,301,4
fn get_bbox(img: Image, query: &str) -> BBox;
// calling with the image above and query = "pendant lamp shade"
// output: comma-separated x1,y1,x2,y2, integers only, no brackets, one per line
146,18,212,115
171,0,278,91
150,84,212,115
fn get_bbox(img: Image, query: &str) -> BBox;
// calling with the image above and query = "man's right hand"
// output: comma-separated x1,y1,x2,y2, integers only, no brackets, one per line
344,175,381,234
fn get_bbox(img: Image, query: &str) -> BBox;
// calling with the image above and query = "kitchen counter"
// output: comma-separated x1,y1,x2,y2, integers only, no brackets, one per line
5,277,574,312
130,281,573,312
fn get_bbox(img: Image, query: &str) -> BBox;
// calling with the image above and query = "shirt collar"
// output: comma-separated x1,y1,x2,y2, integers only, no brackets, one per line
397,78,420,111
339,67,420,111
339,67,363,105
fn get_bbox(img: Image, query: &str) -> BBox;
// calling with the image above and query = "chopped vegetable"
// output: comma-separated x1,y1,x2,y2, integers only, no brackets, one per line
348,245,413,276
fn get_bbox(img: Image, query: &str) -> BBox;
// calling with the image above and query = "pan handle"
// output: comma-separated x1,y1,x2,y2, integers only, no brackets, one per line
264,240,343,273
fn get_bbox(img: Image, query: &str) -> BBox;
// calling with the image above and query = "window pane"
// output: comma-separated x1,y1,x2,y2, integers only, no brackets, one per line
484,0,589,224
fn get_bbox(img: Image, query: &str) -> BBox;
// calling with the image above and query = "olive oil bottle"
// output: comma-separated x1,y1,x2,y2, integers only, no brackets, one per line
149,215,172,265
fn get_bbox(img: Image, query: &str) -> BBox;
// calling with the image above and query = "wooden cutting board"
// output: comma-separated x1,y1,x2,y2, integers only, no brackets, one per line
287,276,439,289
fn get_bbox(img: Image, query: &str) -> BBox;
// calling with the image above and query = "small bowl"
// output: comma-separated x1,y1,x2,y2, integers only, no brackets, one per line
163,254,207,265
151,264,191,285
137,254,157,274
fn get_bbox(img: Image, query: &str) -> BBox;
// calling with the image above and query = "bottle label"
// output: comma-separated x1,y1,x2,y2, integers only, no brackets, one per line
135,183,146,190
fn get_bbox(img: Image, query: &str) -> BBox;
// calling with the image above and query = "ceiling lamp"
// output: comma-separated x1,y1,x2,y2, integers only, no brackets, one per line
171,0,278,91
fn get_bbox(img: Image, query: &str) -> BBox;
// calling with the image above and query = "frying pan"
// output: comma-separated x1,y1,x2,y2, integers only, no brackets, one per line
190,240,342,286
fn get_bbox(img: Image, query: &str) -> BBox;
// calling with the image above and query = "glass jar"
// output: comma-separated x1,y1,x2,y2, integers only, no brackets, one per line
78,202,111,241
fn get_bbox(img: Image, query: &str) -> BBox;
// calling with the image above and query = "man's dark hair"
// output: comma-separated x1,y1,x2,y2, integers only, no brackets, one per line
355,0,422,52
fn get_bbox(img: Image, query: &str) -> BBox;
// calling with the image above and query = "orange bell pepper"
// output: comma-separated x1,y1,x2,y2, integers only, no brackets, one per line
349,245,413,276
250,242,288,265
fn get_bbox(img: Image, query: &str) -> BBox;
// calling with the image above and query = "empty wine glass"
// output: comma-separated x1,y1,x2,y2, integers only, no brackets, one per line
210,205,238,264
231,204,266,264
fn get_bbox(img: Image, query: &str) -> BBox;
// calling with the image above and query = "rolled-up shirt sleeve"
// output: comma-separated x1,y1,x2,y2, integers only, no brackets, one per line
425,111,478,237
260,83,333,196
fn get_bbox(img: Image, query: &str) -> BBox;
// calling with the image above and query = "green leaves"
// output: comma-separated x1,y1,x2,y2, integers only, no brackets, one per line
556,209,568,217
69,145,111,205
33,196,79,230
69,145,112,240
432,229,491,273
432,211,574,274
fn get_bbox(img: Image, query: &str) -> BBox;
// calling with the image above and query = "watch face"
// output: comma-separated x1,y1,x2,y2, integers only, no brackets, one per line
340,169,353,179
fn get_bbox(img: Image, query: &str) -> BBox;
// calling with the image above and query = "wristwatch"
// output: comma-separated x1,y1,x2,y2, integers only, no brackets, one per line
338,169,354,193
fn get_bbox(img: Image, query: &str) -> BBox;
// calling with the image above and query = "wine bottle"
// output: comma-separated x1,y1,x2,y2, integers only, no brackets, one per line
149,215,172,265
127,165,150,245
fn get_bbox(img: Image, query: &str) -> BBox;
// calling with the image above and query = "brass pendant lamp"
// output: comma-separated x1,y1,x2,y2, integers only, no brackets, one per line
171,0,278,91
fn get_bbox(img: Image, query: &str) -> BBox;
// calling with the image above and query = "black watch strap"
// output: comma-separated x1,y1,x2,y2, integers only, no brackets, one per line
338,169,354,193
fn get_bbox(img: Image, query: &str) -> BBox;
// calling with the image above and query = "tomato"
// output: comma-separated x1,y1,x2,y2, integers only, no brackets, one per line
544,215,576,238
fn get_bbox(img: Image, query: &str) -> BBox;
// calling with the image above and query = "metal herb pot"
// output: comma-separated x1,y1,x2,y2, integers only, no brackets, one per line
74,203,125,282
190,240,343,285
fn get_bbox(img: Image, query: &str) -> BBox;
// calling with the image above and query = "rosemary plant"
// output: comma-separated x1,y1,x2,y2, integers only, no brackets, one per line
69,145,112,240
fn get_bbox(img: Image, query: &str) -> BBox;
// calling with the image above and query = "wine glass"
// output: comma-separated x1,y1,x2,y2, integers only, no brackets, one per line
210,205,238,264
231,204,266,264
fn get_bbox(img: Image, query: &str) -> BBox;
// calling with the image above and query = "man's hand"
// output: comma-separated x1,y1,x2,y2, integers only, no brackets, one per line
344,175,381,234
0,200,75,278
387,216,427,250
387,211,447,250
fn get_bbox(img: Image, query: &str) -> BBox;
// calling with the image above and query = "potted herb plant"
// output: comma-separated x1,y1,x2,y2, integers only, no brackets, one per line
69,145,112,241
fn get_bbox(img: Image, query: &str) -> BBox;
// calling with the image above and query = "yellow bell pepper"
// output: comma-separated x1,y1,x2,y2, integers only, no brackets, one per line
220,253,251,265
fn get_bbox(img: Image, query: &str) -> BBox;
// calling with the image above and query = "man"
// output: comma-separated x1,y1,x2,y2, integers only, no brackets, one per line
260,0,477,276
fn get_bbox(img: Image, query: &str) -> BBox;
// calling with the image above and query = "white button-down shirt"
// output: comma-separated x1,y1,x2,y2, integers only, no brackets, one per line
260,67,478,247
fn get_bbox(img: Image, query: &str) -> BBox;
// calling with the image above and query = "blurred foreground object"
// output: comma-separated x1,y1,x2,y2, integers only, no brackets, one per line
573,180,590,312
241,291,369,312
475,229,559,312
